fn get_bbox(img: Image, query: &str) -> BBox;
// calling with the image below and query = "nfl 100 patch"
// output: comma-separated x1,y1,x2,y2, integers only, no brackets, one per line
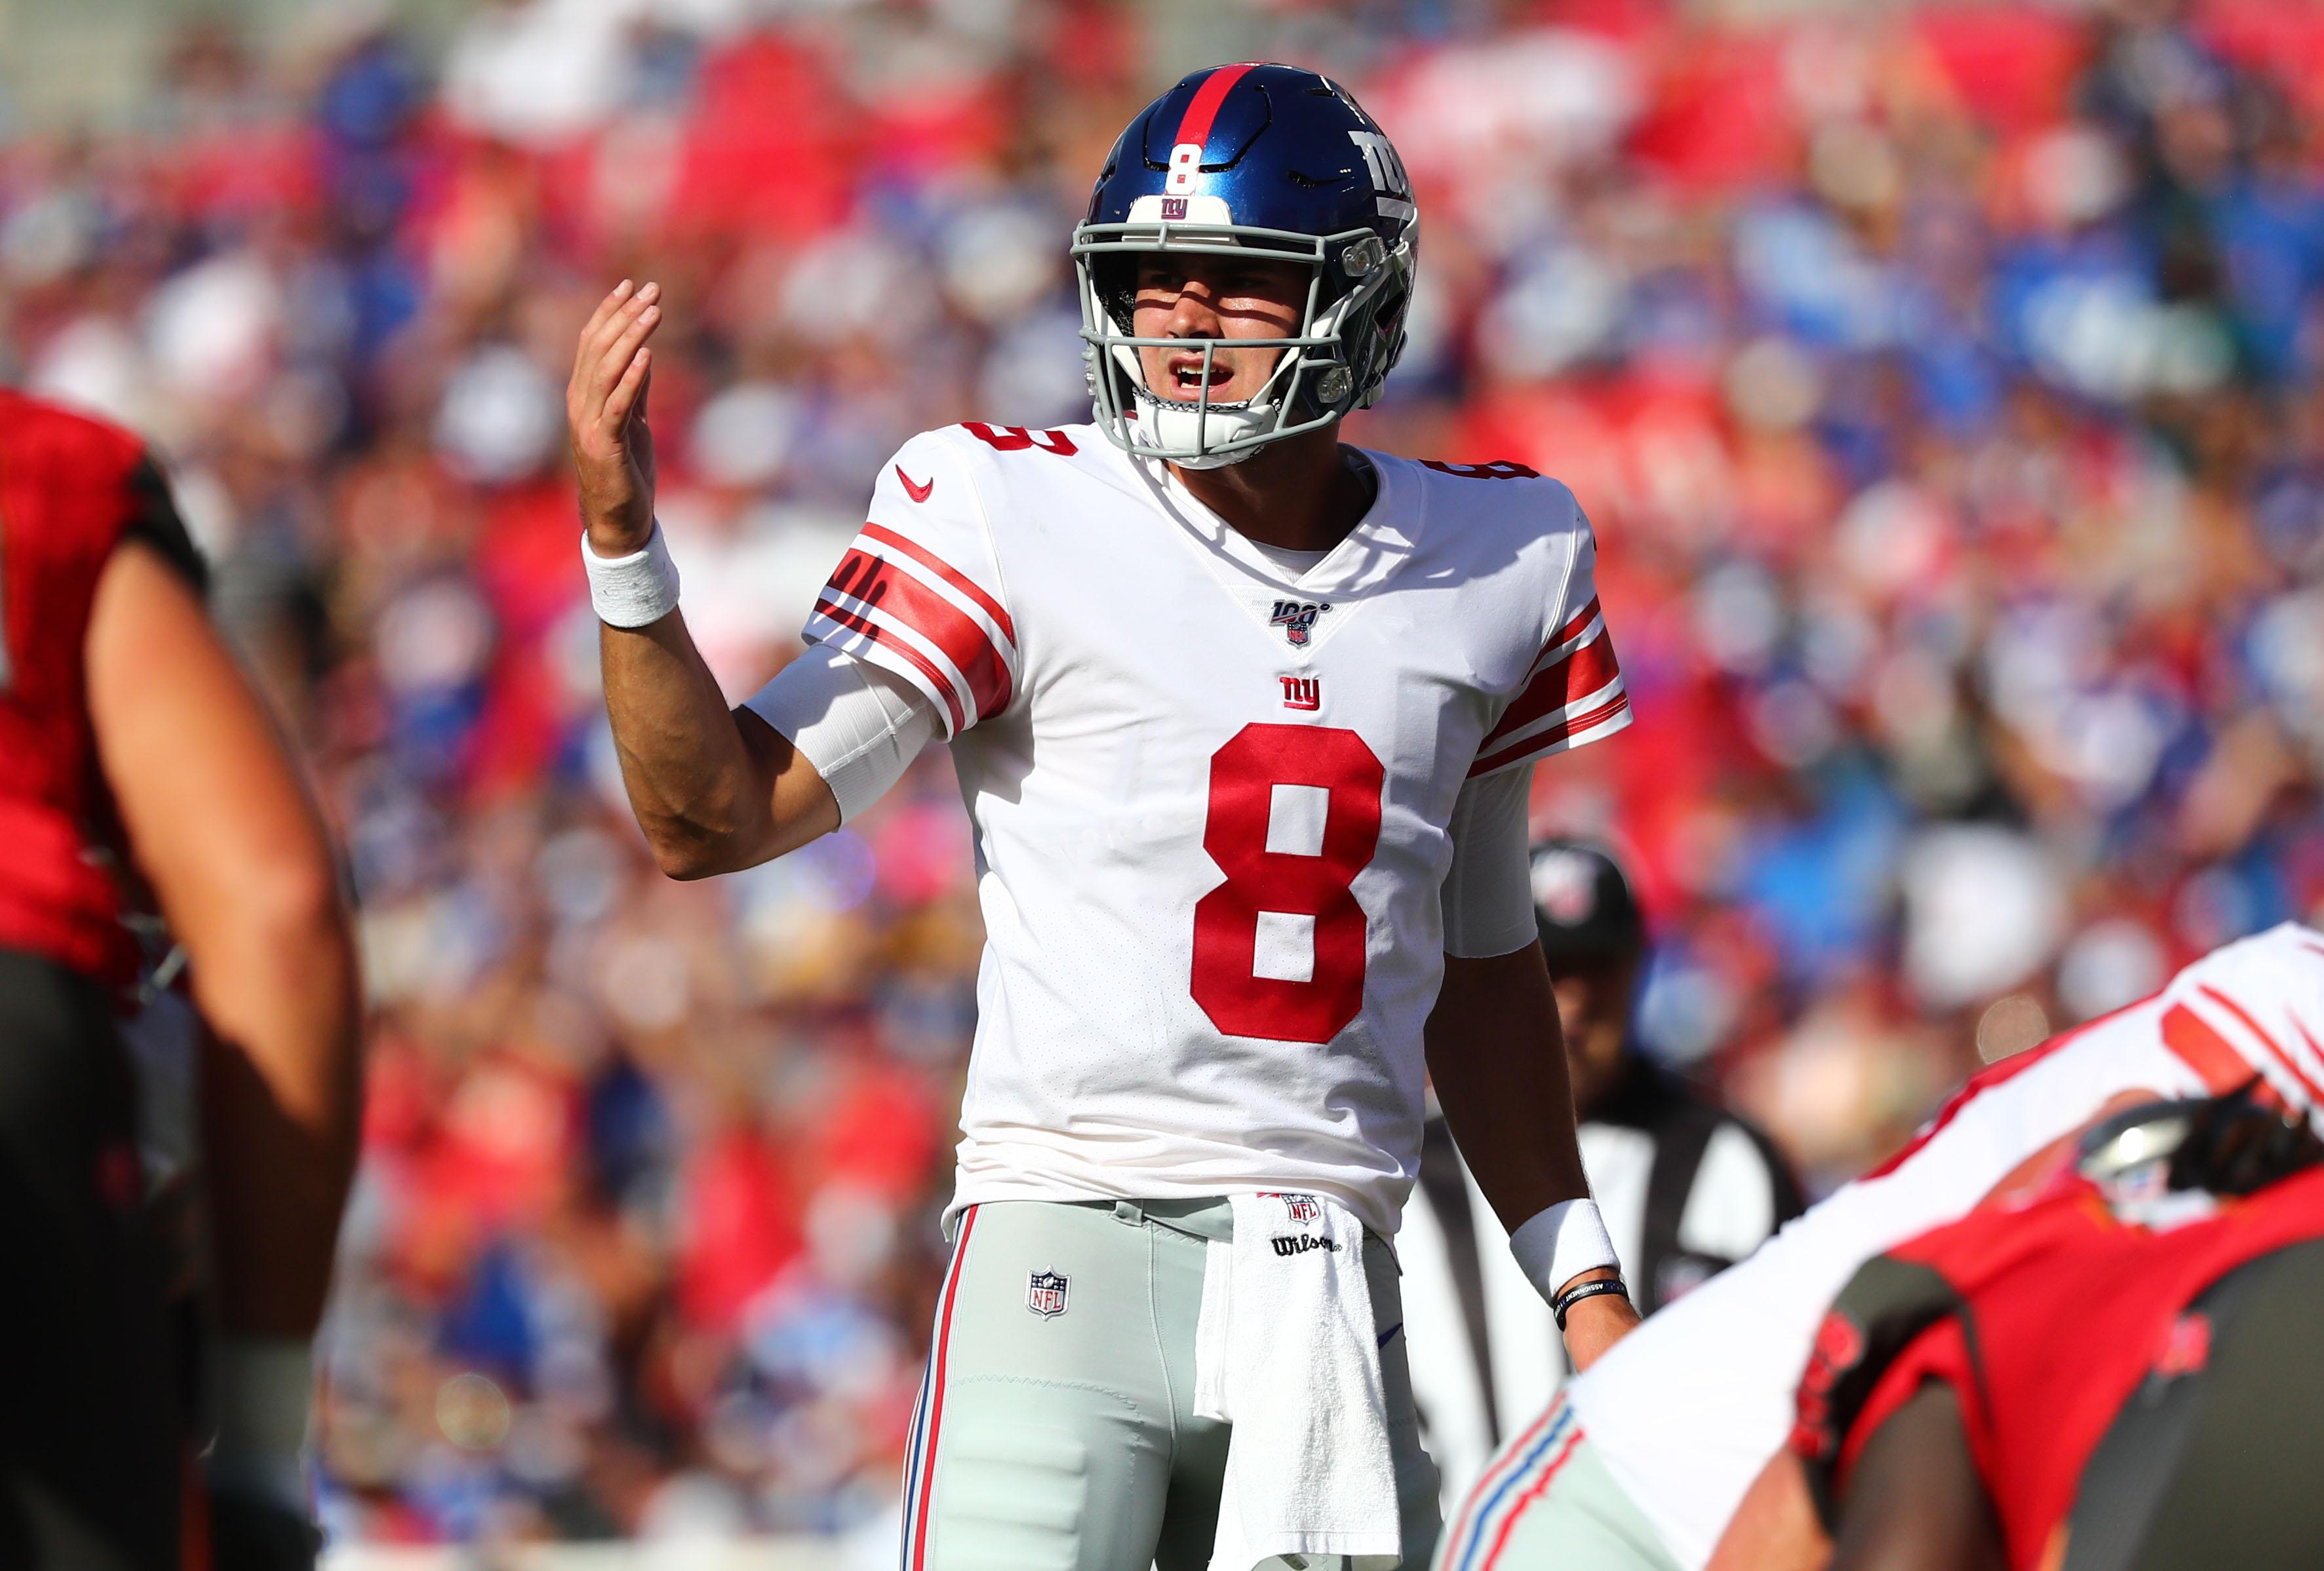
1026,1270,1070,1318
1268,599,1331,647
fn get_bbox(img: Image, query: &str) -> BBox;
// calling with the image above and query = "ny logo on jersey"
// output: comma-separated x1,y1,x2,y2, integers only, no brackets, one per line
1026,1270,1070,1319
1270,600,1331,647
1280,675,1320,712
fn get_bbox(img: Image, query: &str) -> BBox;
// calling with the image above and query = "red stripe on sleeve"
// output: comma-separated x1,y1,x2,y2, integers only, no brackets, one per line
2294,1018,2324,1099
814,598,968,734
1550,594,1600,651
861,522,1017,646
823,549,1012,720
1173,62,1259,153
1477,633,1622,753
2199,984,2324,1107
1467,691,1630,778
2164,1004,2275,1098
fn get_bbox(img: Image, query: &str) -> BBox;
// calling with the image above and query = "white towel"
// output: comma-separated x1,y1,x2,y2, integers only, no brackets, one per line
1192,1191,1402,1571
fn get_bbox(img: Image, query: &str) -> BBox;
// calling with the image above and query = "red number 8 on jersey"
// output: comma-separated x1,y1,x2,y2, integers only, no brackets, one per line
1192,724,1385,1044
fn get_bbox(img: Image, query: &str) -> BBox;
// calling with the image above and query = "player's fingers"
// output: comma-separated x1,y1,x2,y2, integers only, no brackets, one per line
574,279,634,373
576,287,658,406
585,279,660,366
574,284,642,395
590,301,663,404
604,347,652,430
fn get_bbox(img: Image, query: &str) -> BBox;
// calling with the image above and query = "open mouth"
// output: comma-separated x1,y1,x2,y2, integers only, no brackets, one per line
1167,354,1235,397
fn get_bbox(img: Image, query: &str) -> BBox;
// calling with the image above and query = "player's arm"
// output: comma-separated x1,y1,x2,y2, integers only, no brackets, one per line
1424,768,1640,1368
1707,1450,1830,1571
85,520,361,1540
570,279,841,877
1826,1384,2005,1571
88,535,360,1334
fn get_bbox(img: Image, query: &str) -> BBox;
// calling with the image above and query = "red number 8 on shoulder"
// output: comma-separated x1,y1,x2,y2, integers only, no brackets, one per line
1191,724,1385,1044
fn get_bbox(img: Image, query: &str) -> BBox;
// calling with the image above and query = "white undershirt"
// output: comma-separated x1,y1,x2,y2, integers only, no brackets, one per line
1247,540,1333,576
745,647,1539,956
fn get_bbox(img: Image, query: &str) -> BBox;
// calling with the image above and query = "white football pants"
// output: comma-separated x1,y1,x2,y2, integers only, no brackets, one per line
898,1197,1442,1570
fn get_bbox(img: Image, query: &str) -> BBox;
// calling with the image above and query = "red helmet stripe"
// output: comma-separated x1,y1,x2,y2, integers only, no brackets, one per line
1173,62,1259,158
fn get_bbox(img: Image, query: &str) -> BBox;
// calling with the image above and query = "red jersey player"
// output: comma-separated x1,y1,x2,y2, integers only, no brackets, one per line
1792,1087,2324,1571
0,390,362,1568
1438,923,2324,1571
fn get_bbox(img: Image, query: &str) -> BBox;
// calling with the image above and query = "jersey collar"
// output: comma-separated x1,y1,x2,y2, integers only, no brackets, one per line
1116,442,1428,602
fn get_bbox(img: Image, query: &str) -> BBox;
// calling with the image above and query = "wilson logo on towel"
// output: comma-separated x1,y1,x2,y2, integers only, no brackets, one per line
1270,1233,1340,1258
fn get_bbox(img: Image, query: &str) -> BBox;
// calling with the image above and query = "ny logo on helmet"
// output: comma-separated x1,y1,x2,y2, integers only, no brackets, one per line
1349,130,1413,220
1270,600,1331,647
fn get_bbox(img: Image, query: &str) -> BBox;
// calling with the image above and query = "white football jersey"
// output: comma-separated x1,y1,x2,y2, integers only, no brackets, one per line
802,421,1629,1235
1564,921,2324,1570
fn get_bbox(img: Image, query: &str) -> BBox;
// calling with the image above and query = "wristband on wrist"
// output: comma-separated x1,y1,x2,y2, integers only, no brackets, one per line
1508,1196,1621,1304
581,521,680,628
1553,1276,1631,1332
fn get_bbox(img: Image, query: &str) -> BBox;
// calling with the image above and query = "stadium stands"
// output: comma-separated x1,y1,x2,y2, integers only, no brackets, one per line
7,0,2324,1546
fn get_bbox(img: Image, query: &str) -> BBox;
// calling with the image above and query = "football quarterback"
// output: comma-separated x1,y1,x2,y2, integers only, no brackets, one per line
572,62,1635,1571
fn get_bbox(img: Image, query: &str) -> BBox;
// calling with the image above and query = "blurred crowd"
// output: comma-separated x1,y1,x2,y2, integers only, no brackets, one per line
6,0,2324,1545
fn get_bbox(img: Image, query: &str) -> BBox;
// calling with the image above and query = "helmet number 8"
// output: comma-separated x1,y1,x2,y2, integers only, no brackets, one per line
1166,142,1203,196
1191,724,1385,1043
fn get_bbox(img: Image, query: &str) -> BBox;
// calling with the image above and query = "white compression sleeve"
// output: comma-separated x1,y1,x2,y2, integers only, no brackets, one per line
1440,767,1539,958
742,644,939,823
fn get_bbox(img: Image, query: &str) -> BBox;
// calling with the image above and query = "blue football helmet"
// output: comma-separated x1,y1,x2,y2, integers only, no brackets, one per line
1071,62,1420,468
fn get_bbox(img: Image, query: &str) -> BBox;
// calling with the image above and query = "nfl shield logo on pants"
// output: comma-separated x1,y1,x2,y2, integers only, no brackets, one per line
1026,1270,1070,1319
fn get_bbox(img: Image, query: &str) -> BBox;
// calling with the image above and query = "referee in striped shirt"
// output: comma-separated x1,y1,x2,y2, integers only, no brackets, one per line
1402,840,1805,1509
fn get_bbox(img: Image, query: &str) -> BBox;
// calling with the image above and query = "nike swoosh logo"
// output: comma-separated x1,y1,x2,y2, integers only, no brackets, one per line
1377,1321,1403,1349
896,465,934,503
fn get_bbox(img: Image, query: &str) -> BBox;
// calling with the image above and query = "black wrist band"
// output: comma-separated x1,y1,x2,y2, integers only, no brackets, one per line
1553,1277,1630,1331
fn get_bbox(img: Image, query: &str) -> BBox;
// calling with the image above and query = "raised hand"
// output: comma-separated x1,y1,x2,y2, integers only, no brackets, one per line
568,279,663,556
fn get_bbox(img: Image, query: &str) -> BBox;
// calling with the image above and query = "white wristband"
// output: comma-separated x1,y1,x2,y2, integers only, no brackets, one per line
582,522,680,628
208,1333,315,1511
1510,1198,1620,1304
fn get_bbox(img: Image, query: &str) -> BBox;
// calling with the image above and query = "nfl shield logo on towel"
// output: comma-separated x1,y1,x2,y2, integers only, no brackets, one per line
1026,1270,1070,1319
1267,1192,1322,1224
